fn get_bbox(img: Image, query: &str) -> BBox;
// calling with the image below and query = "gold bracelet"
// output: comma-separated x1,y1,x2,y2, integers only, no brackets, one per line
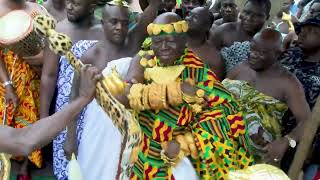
127,84,144,111
142,85,151,110
148,84,167,111
167,82,183,106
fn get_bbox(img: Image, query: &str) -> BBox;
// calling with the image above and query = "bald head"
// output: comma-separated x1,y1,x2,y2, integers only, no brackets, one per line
102,4,129,19
253,28,282,50
249,28,283,71
153,12,182,24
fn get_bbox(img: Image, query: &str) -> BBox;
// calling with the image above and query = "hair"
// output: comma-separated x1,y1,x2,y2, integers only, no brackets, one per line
244,0,271,16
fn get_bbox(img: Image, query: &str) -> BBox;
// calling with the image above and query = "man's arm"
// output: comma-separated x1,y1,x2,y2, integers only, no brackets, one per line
128,0,161,52
0,66,101,156
39,45,60,118
284,75,311,142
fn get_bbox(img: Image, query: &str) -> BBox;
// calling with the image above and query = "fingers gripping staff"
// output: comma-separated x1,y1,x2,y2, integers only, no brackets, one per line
33,14,142,179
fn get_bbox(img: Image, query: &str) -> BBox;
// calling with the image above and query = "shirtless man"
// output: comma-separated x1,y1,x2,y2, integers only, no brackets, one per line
44,0,66,22
40,0,103,120
185,7,225,79
225,28,311,165
181,0,205,17
213,0,238,26
210,0,271,49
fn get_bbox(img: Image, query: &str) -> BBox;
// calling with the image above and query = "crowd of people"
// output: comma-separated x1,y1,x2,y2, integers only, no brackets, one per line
0,0,319,179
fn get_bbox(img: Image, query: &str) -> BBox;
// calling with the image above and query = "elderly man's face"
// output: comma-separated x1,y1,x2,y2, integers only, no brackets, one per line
151,34,186,65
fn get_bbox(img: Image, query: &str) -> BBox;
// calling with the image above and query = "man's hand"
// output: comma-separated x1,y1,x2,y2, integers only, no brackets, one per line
78,65,102,102
263,137,289,166
63,135,78,160
5,85,19,109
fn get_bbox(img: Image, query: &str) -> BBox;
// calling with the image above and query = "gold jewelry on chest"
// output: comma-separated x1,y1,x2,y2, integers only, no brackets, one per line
144,65,185,84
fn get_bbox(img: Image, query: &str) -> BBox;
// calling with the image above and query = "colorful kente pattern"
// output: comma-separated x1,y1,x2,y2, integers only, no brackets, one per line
0,49,42,168
130,49,254,179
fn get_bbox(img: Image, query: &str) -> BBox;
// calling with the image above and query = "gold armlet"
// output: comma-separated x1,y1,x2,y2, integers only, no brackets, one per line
142,85,151,110
148,84,168,111
127,84,144,111
176,133,198,159
101,69,127,96
167,82,183,106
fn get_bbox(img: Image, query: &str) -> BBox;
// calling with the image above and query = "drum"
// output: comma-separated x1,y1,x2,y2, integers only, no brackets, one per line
0,10,44,57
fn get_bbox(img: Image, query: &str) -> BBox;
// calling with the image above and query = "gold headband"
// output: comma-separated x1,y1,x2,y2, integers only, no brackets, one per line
147,20,189,36
107,0,129,7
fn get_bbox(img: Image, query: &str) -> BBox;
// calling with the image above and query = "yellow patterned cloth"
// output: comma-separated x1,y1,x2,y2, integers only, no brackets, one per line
228,164,290,180
222,79,288,163
0,49,42,168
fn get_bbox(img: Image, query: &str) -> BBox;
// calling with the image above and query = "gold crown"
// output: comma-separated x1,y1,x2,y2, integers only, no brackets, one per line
107,0,129,7
147,20,189,36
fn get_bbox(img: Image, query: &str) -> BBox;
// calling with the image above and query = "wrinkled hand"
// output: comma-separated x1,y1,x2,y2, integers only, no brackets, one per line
78,65,102,102
181,81,197,96
162,140,181,159
263,138,289,166
5,86,19,109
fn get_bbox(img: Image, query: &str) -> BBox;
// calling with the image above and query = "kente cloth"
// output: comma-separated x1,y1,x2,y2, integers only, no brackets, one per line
222,79,288,163
53,40,97,180
0,49,42,168
220,41,251,73
280,46,320,161
77,58,131,180
130,49,254,180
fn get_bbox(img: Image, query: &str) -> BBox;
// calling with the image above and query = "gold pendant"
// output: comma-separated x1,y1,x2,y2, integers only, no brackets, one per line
144,65,185,84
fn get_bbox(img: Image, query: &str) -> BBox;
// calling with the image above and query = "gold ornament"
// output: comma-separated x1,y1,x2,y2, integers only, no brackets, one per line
0,153,11,180
144,65,185,84
148,83,167,111
101,68,127,96
147,20,189,36
140,57,148,67
167,82,183,106
128,84,144,111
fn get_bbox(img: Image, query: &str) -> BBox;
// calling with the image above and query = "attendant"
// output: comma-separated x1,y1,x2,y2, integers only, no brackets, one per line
223,28,311,165
280,17,320,177
213,0,238,26
181,0,205,17
39,0,104,178
44,0,66,22
0,0,48,179
185,7,225,79
307,0,320,19
213,0,271,73
60,0,161,179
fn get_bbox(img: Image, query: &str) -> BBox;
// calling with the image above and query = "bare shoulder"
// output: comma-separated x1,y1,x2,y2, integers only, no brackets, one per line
278,67,304,93
214,19,223,26
56,19,70,33
81,43,102,65
90,24,104,39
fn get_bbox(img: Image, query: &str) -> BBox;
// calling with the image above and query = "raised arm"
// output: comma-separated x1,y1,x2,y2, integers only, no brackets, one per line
0,66,101,156
39,45,60,118
128,0,161,50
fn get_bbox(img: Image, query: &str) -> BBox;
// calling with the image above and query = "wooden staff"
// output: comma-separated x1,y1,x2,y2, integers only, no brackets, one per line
288,97,320,180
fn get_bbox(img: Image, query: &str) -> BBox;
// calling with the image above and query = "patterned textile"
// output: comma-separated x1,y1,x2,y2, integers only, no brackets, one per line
0,49,42,167
222,79,288,163
53,40,97,180
280,46,320,158
220,41,251,73
130,49,254,180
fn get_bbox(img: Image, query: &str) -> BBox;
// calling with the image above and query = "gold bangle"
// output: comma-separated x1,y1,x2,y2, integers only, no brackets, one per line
167,82,183,106
128,84,144,111
148,84,167,111
142,85,150,110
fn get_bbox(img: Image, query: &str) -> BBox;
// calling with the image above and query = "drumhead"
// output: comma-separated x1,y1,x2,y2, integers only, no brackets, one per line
0,10,32,45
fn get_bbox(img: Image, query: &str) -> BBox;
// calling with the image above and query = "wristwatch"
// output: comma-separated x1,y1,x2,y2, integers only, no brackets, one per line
2,81,12,88
285,135,297,148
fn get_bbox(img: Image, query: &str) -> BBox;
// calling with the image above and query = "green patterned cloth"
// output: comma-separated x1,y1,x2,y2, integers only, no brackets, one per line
222,79,288,162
